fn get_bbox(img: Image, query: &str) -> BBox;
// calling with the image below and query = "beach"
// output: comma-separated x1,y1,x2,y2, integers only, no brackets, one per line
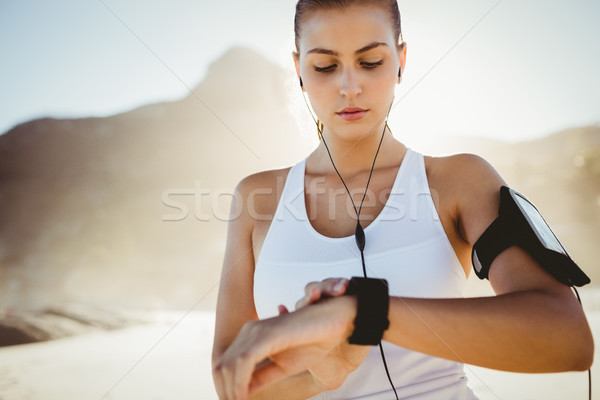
1,287,599,400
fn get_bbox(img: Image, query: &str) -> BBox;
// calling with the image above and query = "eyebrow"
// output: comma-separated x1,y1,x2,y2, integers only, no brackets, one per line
306,42,388,57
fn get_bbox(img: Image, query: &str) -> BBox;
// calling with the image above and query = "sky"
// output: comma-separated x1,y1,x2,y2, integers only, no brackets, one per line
1,0,599,142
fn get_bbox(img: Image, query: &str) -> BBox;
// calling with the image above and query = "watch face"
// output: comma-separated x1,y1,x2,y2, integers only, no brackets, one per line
511,190,567,255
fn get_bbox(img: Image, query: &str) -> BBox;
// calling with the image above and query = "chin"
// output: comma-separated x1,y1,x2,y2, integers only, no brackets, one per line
329,124,382,142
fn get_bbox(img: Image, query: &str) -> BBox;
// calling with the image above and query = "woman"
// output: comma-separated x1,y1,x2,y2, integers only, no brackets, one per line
212,1,594,399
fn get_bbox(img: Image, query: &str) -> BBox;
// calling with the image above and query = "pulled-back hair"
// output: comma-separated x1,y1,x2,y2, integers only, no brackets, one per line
294,0,402,51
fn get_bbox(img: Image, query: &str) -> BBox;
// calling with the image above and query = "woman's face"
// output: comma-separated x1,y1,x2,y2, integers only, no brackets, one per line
294,5,406,141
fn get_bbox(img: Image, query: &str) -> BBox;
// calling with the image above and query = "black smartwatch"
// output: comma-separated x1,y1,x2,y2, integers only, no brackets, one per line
344,277,390,345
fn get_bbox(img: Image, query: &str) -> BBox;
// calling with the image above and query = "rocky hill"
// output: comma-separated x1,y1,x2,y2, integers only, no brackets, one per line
0,46,312,311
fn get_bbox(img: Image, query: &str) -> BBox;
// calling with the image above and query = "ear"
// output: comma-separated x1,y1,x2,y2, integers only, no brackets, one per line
292,51,305,91
397,42,407,83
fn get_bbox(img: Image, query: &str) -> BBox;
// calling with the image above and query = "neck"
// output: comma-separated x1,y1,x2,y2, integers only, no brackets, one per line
313,124,404,177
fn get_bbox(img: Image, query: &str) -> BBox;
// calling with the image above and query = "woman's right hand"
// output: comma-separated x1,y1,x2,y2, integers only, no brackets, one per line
293,278,350,310
214,294,360,400
277,278,371,391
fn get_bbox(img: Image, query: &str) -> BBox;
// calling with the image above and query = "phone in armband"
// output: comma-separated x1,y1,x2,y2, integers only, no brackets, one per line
472,186,590,287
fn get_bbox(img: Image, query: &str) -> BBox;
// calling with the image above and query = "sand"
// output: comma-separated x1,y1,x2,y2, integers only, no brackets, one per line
1,288,599,400
0,312,216,400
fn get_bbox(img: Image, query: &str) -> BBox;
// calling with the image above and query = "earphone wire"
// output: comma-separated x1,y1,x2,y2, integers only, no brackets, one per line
572,286,592,400
301,90,400,399
300,93,393,220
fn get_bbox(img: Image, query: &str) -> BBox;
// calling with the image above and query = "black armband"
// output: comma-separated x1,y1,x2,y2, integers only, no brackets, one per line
344,277,390,345
472,186,590,287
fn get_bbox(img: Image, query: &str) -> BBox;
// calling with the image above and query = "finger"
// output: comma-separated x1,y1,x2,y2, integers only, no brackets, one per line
215,361,234,400
295,288,316,310
217,324,261,400
228,324,288,400
232,356,253,400
277,305,289,315
231,346,268,400
296,278,347,310
225,360,240,400
249,352,311,396
315,278,349,297
300,279,348,309
304,281,318,296
295,287,321,310
326,278,348,296
303,279,337,296
248,359,288,396
294,297,306,311
212,365,226,400
294,298,304,311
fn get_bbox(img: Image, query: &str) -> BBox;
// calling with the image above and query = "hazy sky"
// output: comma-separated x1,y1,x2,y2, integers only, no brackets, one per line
1,0,599,142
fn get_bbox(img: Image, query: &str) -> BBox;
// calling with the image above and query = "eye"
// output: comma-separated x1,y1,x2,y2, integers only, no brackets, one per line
361,60,383,69
315,64,336,73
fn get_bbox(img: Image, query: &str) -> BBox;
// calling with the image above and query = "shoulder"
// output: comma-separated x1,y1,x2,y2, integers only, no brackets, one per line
234,166,293,203
425,152,502,185
232,166,294,225
424,153,507,245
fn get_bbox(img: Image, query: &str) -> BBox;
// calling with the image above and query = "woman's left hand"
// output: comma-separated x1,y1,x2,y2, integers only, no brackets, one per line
213,295,357,400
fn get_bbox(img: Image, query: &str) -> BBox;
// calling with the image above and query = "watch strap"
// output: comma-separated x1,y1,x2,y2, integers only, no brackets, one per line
345,277,390,345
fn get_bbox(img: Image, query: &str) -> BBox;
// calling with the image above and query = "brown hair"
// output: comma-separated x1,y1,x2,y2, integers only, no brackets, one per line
294,0,403,52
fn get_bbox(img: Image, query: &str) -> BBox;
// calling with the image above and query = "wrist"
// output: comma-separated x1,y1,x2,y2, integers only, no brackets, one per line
307,368,331,392
337,294,358,339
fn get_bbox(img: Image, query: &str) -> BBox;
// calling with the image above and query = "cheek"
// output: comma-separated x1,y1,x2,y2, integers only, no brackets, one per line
305,71,336,93
370,64,398,87
304,81,334,109
372,69,399,97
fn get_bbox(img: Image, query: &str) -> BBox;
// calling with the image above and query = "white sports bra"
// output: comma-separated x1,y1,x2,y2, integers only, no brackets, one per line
254,148,478,399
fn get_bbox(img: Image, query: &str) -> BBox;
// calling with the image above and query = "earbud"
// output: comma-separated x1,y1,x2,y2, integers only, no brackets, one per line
398,67,402,78
299,77,304,87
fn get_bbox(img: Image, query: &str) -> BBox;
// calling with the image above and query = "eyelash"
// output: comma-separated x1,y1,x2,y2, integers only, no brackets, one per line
363,60,384,69
314,60,383,73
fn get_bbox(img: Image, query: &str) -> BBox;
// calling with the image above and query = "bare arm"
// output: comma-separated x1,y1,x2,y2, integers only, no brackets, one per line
384,247,593,372
382,154,593,371
211,172,335,400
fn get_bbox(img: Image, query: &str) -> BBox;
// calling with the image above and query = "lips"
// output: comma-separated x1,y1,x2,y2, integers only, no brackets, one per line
337,107,368,121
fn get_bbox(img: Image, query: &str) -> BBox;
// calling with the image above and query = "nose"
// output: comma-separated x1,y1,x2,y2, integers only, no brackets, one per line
339,68,362,97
